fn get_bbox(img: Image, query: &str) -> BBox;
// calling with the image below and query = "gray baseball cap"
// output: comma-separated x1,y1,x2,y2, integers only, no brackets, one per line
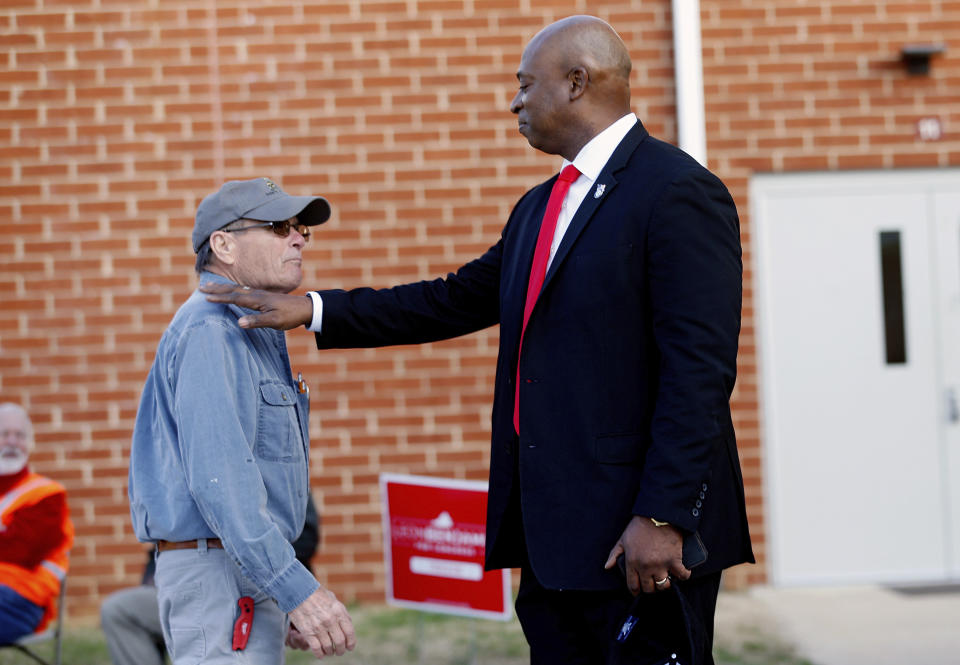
192,177,331,252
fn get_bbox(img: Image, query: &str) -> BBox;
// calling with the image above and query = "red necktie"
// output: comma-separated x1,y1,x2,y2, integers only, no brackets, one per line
514,164,581,433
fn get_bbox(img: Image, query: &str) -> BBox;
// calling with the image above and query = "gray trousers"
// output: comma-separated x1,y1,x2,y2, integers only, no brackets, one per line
101,585,165,665
155,543,287,664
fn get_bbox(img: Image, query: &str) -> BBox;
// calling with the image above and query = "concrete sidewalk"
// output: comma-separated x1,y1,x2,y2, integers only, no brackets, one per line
715,584,960,665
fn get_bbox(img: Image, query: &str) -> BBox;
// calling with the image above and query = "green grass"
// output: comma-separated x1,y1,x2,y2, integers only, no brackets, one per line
715,640,815,665
0,603,815,665
711,612,817,665
285,606,529,664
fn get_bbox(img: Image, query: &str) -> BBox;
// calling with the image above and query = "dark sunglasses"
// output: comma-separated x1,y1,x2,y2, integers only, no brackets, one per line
223,219,310,242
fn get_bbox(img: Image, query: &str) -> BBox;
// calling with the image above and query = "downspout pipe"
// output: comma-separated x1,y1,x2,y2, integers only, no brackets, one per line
672,0,707,166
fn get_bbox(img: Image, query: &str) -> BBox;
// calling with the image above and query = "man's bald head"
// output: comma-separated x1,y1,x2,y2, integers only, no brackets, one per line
531,15,632,87
510,16,633,159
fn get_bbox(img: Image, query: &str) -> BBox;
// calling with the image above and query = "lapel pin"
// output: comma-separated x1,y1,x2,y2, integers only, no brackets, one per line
594,183,606,199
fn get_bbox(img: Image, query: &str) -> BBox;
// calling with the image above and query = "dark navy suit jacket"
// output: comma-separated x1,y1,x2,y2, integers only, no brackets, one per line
315,121,754,590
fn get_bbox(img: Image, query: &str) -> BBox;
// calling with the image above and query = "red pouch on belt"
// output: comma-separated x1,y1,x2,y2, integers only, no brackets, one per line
232,596,254,650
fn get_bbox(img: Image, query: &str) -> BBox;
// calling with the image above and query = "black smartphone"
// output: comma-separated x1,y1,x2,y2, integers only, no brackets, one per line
681,530,708,569
615,531,708,576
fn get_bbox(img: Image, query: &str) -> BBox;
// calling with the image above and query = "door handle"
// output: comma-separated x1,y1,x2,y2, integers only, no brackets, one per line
947,388,960,424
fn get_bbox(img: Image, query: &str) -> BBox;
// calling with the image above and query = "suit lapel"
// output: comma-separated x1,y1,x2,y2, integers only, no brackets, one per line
541,122,648,294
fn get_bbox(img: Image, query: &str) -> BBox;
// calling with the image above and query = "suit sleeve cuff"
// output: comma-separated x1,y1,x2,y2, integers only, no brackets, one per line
306,291,323,332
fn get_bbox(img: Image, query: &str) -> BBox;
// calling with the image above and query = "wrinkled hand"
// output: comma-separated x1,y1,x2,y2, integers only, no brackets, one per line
287,586,357,659
285,623,311,651
604,515,691,595
200,283,313,330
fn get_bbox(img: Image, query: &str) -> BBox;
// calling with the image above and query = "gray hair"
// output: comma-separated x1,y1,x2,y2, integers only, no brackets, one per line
0,402,33,449
195,241,213,275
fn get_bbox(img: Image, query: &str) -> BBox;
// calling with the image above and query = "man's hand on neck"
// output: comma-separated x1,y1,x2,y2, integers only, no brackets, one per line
200,283,313,330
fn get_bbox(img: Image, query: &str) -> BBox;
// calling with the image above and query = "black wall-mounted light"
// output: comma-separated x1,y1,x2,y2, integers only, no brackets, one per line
900,43,946,75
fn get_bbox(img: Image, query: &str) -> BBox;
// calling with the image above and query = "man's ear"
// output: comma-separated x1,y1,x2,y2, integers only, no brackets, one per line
209,231,237,266
568,66,588,100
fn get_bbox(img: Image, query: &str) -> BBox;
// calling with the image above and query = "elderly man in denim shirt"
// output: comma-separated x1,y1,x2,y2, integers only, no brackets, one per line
129,177,356,663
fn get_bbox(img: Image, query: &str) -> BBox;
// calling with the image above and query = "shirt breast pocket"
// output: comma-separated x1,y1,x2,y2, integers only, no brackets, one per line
255,382,300,463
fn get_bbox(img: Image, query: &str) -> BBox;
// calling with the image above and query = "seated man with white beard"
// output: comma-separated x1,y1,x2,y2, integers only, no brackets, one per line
0,403,74,644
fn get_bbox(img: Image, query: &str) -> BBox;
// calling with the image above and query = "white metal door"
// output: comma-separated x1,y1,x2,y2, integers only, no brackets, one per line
753,170,960,586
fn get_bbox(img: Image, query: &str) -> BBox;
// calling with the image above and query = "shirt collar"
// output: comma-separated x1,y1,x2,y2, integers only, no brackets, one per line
563,113,638,181
198,270,238,288
197,271,264,325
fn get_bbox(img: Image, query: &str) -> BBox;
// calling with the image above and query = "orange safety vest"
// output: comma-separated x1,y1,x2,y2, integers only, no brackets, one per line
0,472,74,632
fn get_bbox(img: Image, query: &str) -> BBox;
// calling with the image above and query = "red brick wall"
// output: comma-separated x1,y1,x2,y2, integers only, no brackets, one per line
2,0,958,619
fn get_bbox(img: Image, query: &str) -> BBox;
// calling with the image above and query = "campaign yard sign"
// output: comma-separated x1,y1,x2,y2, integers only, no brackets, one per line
380,473,511,620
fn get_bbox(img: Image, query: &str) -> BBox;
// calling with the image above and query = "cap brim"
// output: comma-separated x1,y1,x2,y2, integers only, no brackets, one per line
245,195,331,227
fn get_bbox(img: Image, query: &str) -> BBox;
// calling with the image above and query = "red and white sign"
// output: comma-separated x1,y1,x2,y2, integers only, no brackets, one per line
380,473,511,620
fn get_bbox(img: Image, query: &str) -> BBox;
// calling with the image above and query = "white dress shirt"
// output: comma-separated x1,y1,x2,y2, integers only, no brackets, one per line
307,112,639,332
548,112,637,269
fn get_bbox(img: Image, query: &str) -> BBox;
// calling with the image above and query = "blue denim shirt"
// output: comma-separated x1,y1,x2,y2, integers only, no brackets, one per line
129,272,318,613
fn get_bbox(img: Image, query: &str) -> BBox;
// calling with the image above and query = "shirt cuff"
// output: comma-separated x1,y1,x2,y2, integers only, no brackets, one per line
306,291,323,332
265,558,321,613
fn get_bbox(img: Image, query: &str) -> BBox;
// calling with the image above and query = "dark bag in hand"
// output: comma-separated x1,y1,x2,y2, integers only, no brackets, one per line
611,583,707,665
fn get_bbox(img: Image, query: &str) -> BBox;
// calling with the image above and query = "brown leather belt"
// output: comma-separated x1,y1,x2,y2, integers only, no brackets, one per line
156,538,224,552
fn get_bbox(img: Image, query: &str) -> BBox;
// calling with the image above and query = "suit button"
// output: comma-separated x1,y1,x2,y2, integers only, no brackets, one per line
692,508,700,517
695,500,702,508
699,492,705,500
702,483,708,492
